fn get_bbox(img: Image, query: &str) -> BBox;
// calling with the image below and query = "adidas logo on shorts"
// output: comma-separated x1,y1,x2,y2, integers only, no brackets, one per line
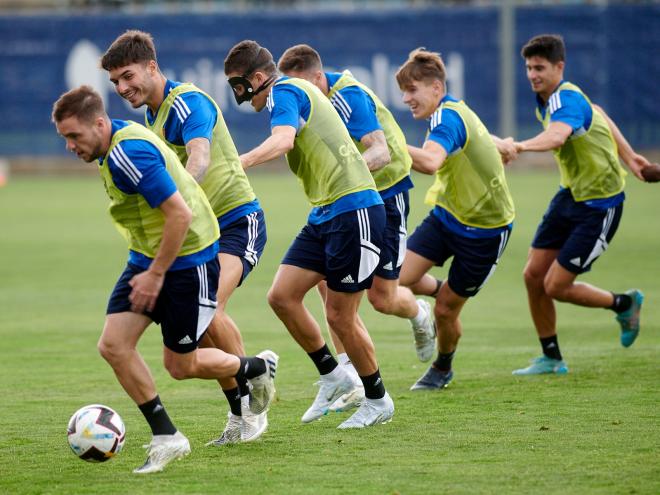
341,274,355,284
382,261,394,271
178,335,193,345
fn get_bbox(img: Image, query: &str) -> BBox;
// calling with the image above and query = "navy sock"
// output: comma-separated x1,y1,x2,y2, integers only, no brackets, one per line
540,335,562,361
433,351,455,372
237,377,250,398
138,395,177,436
307,344,338,375
223,387,242,416
360,369,386,400
609,293,632,313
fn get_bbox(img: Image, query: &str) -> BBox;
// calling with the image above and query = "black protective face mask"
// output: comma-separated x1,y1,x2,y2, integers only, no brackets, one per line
228,73,276,105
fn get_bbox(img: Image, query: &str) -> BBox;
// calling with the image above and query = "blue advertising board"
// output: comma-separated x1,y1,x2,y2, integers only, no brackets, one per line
0,4,658,156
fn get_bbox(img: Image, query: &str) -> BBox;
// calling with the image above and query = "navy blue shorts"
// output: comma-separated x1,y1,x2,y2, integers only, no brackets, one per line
532,188,623,274
375,191,410,280
218,209,267,285
107,258,219,353
407,213,511,298
282,205,386,293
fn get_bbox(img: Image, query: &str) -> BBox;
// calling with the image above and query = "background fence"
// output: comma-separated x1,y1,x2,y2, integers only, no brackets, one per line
0,3,658,157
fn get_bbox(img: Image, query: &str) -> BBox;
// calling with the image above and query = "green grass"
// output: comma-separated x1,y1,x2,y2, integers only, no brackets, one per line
0,171,658,494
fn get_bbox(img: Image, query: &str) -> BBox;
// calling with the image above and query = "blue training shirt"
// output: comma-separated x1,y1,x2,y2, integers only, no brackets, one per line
326,72,413,201
537,81,624,210
267,76,382,225
100,119,217,270
146,80,262,224
425,95,511,238
325,72,381,140
146,80,217,146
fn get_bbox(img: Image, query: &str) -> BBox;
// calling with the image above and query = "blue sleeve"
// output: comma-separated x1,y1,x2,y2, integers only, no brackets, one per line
427,108,467,154
331,87,381,141
268,84,310,131
549,90,590,132
177,92,217,143
108,139,177,208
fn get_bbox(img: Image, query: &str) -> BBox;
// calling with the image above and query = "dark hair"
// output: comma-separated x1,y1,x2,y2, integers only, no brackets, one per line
224,40,276,76
521,34,565,64
278,44,322,74
395,47,446,88
101,30,157,71
51,85,105,124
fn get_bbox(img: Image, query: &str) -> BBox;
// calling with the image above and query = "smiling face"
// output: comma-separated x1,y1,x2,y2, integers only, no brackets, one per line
400,78,444,120
55,115,108,163
108,60,159,109
525,55,564,102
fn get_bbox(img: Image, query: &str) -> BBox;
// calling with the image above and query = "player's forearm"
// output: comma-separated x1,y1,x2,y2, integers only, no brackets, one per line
240,133,294,169
149,207,192,276
185,138,211,183
360,130,391,171
408,144,442,175
185,154,209,183
517,129,567,152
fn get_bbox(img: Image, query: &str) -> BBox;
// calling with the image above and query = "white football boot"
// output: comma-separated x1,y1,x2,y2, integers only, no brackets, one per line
133,431,191,474
337,392,394,429
302,366,356,423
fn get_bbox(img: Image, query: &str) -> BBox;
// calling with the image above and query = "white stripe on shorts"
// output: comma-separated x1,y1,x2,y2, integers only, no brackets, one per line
582,207,614,268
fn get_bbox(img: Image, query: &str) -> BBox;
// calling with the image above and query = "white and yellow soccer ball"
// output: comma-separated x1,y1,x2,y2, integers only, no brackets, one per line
67,404,126,462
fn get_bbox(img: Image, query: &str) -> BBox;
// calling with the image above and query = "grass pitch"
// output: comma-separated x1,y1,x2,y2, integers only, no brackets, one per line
0,171,658,494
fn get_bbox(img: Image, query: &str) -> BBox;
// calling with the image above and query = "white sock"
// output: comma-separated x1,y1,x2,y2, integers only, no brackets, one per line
410,300,427,325
337,352,350,366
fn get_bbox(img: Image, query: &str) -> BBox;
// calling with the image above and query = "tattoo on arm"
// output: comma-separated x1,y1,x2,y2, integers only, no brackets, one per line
185,137,211,183
360,130,391,172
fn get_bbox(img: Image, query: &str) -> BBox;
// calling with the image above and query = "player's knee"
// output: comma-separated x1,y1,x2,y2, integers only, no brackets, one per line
434,300,458,323
544,277,569,301
97,338,125,366
523,265,544,288
367,288,393,314
325,308,352,335
164,360,191,381
267,286,288,314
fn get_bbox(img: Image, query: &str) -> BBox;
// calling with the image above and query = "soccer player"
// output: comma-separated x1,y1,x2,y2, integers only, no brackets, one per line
101,31,268,444
395,48,516,390
51,85,277,474
224,40,394,428
277,44,435,411
512,34,649,375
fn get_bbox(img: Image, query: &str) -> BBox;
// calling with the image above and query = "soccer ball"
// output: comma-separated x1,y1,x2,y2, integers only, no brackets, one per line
67,404,126,462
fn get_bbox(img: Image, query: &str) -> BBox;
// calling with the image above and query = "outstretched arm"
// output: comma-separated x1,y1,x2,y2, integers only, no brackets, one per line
407,140,446,175
240,125,296,169
491,135,518,165
514,121,573,153
593,104,648,181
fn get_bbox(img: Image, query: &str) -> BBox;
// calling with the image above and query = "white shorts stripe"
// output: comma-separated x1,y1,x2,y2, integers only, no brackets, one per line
582,207,615,268
478,230,509,291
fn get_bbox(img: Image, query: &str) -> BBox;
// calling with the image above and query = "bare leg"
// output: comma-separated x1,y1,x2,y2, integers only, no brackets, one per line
523,248,560,338
98,312,157,405
399,250,437,296
366,276,418,318
434,282,468,354
268,264,327,352
203,253,247,389
325,288,378,376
